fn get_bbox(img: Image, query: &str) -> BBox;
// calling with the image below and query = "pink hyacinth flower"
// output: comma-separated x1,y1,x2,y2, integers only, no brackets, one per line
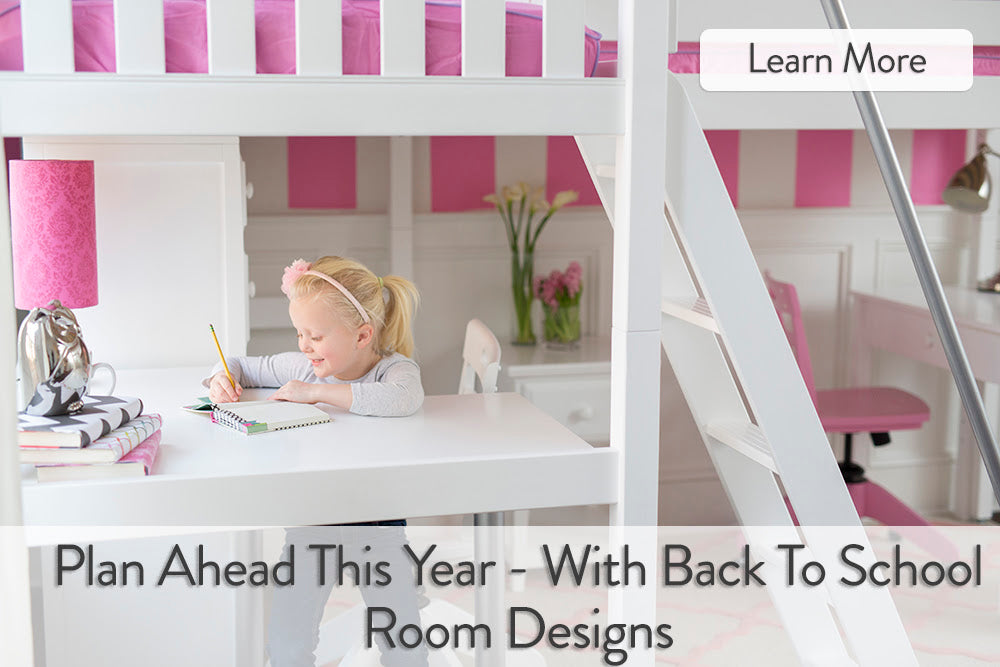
565,273,581,299
539,276,556,308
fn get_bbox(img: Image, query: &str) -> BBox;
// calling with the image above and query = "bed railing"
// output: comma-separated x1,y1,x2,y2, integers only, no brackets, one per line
19,0,593,79
6,0,623,135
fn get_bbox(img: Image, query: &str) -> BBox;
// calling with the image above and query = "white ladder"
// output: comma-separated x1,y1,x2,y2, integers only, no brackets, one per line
577,74,917,666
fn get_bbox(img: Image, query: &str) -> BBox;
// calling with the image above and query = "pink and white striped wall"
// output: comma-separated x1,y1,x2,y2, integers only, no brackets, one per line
285,129,969,212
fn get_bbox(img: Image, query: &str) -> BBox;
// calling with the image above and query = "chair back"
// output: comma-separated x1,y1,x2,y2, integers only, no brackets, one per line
458,319,502,394
763,272,818,405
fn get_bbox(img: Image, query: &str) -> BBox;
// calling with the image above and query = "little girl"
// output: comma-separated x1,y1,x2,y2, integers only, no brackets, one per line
204,255,427,667
205,255,423,417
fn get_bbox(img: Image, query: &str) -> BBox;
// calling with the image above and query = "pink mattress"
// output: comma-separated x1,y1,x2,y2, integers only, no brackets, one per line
598,40,1000,77
0,0,601,75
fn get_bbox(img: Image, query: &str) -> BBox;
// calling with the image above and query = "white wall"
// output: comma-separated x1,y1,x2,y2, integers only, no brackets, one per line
240,133,977,524
22,137,249,369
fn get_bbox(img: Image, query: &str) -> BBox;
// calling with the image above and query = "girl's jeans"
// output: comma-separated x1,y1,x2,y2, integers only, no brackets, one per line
266,521,429,667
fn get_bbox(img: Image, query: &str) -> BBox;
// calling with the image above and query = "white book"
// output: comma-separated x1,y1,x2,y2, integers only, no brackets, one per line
35,430,162,482
17,395,143,448
210,400,331,435
21,414,163,464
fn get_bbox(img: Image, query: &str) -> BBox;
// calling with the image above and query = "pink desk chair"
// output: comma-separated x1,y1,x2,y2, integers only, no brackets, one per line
764,272,931,527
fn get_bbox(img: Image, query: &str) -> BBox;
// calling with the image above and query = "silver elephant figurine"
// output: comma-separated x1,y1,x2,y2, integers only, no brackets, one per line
16,300,94,415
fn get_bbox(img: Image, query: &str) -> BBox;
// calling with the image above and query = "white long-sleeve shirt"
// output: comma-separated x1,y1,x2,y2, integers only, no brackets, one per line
203,351,424,417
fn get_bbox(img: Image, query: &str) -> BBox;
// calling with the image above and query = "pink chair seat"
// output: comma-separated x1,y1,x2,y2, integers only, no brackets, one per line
816,386,930,433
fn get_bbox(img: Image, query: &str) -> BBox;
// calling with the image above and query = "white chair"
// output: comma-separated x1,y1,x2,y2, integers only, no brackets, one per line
457,319,502,395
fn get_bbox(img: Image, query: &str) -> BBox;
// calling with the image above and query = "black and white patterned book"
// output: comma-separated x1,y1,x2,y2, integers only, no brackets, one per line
17,396,144,449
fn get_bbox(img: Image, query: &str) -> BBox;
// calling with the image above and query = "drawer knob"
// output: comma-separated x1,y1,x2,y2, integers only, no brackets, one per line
569,405,594,422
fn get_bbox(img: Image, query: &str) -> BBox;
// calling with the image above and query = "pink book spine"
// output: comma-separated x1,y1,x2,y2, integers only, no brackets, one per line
118,430,162,474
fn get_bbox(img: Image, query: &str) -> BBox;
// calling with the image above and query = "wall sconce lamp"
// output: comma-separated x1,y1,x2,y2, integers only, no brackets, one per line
943,143,1000,292
10,159,101,414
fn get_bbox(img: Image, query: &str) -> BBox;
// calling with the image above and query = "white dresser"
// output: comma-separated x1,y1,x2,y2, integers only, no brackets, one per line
499,336,612,445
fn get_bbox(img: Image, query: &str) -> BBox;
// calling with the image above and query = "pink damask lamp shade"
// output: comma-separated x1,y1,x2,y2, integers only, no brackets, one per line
10,160,98,310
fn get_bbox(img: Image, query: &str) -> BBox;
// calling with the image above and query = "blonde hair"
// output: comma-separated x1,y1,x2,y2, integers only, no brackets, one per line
286,256,419,358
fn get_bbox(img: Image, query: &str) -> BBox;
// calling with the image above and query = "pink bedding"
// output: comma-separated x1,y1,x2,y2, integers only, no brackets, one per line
0,0,601,75
598,40,1000,77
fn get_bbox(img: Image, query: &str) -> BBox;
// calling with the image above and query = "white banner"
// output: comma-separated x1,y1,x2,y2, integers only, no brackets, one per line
700,29,973,91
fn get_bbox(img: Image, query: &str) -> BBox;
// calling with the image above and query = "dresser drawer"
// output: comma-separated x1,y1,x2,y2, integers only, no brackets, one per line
514,376,611,444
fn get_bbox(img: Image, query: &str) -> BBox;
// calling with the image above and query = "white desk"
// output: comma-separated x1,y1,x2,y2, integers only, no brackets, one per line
21,367,618,526
851,285,1000,520
21,367,617,667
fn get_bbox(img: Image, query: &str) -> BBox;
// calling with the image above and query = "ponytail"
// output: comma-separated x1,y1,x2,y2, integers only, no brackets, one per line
380,275,420,358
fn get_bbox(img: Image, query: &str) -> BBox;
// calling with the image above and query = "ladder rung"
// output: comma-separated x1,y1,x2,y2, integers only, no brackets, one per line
706,421,777,472
661,296,719,333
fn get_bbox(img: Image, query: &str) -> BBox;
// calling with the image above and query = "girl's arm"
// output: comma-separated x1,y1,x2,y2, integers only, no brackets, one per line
270,358,424,416
210,354,423,416
202,352,314,394
349,358,425,417
269,381,353,411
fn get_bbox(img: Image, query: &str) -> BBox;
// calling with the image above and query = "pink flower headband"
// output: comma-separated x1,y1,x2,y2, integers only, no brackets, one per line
281,259,370,324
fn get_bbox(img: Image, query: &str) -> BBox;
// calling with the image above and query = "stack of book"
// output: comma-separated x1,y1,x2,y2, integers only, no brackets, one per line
18,395,164,482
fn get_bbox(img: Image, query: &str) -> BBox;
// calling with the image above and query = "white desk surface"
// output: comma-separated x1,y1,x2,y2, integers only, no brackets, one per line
20,367,617,526
853,285,1000,334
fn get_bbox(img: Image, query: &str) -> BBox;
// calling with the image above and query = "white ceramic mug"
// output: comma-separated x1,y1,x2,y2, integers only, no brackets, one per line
87,361,117,396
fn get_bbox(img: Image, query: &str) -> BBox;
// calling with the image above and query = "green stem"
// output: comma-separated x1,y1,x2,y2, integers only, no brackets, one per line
515,194,527,242
496,203,515,250
544,303,581,343
529,210,556,249
510,248,535,344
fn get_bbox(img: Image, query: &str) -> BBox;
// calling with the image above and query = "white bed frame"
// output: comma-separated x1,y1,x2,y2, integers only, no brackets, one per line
0,2,663,666
2,1,998,665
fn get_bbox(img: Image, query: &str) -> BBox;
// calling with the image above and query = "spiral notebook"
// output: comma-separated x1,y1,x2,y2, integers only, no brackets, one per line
210,400,331,435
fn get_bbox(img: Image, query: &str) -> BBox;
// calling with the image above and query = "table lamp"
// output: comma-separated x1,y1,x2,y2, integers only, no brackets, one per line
943,143,1000,292
10,159,99,414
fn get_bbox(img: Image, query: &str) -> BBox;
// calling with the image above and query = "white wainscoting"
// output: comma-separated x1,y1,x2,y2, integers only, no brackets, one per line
246,205,977,523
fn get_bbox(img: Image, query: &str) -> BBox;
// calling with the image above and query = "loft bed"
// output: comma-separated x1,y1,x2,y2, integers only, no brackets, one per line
0,5,645,501
0,2,667,666
2,0,998,134
0,0,622,136
1,1,994,665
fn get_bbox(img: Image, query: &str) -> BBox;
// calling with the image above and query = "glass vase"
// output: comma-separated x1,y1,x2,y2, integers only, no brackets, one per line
543,303,581,350
510,249,536,345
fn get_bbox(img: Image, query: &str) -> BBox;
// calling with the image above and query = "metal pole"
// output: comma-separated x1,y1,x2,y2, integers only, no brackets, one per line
819,0,1000,507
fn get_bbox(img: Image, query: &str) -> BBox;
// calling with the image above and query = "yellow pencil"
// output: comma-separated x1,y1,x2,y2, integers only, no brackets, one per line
209,324,237,395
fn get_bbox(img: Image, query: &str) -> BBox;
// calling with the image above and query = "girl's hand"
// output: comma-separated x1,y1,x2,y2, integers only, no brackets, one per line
209,372,243,403
269,380,318,404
